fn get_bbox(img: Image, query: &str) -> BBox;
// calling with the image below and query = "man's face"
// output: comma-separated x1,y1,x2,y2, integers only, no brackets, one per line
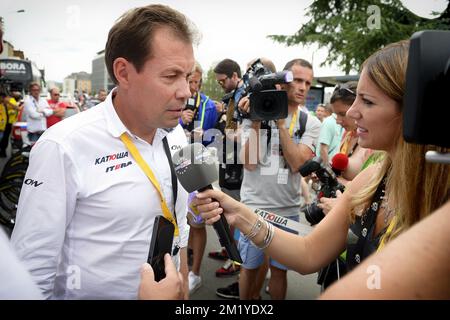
283,65,313,106
315,106,326,121
215,72,237,93
30,85,41,100
189,71,202,96
98,91,107,101
125,27,194,130
50,89,60,102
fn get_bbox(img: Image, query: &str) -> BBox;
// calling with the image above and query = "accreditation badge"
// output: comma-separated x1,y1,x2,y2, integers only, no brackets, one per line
277,168,289,184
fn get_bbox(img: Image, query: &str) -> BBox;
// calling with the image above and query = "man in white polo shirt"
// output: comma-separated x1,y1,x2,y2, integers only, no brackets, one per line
11,4,195,299
23,82,54,143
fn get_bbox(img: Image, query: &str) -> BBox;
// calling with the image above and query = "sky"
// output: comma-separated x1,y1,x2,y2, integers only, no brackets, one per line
1,0,448,82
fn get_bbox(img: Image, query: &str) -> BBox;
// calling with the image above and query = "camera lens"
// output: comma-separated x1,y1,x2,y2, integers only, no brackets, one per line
301,202,325,226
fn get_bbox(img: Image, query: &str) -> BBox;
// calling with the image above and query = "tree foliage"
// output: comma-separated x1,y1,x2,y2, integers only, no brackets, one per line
269,0,450,74
201,67,224,102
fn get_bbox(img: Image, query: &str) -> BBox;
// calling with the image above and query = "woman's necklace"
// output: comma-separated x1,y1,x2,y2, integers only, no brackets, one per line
380,189,395,225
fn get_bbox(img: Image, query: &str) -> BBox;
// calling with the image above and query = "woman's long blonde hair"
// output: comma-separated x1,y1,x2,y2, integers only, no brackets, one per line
350,40,450,243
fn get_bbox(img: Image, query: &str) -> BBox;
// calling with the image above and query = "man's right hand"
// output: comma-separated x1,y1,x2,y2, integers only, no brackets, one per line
237,96,250,114
138,254,184,300
181,109,195,125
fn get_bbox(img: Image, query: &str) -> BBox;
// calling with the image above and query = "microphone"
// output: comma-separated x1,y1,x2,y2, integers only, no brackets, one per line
172,143,242,263
331,153,349,176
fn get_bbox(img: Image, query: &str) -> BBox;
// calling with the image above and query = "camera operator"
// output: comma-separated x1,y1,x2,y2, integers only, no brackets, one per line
237,58,321,300
193,40,449,298
179,61,217,145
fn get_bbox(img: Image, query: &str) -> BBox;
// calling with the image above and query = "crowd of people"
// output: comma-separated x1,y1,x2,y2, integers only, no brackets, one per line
0,4,448,301
0,82,108,151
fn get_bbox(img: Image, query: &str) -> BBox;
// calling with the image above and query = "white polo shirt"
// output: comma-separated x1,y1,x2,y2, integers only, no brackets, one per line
11,89,189,299
23,95,53,133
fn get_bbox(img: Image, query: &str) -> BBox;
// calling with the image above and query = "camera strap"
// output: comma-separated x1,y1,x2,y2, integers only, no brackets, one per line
120,133,179,236
194,93,209,129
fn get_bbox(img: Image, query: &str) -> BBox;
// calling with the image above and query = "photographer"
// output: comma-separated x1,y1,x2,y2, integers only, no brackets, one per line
193,40,449,295
237,58,321,300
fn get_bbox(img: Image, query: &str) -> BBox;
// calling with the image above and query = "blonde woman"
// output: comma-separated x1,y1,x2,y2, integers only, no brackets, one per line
192,40,450,291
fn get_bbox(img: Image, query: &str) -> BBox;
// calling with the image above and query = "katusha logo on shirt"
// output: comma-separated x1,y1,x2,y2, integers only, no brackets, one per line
95,151,129,165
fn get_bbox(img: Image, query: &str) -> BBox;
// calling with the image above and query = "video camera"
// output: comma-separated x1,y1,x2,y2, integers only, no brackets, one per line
299,157,345,225
404,30,450,155
237,58,293,121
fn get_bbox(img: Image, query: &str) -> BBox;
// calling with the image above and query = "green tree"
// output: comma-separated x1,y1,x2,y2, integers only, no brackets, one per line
201,67,224,101
269,0,450,74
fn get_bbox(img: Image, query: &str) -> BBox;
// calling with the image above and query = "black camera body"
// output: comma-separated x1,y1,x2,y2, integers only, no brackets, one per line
404,30,450,149
239,59,293,121
299,157,345,225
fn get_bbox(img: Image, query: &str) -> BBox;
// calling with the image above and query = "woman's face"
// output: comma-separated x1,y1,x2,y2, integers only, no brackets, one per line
347,68,402,153
332,100,356,131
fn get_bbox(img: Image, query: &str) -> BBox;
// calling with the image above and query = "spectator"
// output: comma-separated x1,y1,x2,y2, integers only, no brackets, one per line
97,89,107,102
315,103,331,122
316,103,344,165
22,82,54,143
46,87,67,128
0,92,20,157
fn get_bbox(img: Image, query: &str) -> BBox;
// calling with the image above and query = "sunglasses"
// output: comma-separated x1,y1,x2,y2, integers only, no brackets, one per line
334,83,356,97
217,76,229,86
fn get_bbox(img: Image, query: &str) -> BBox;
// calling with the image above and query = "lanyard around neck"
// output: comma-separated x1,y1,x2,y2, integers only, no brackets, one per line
194,93,208,129
120,133,179,236
340,131,356,155
288,111,298,138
